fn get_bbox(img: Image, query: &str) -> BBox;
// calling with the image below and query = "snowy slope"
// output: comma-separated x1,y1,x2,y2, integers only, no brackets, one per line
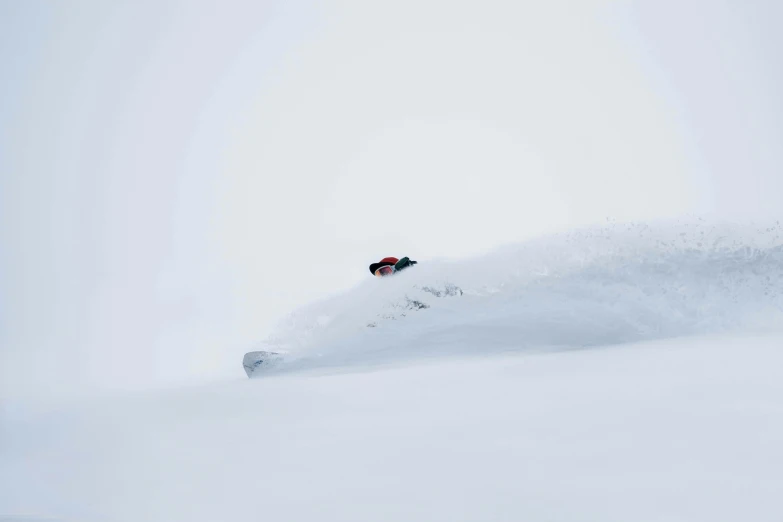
2,222,783,522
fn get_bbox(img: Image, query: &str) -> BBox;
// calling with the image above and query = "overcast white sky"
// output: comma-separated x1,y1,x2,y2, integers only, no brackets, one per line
1,0,781,396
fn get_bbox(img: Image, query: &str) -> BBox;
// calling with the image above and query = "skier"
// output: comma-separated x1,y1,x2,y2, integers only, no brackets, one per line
369,256,418,277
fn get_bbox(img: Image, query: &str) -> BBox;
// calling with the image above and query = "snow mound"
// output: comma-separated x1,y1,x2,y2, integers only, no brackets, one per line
258,221,783,370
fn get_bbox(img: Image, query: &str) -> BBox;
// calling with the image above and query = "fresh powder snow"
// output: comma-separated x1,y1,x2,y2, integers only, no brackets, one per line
2,222,783,522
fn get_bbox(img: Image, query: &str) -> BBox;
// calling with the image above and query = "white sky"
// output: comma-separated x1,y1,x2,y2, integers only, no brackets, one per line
1,0,782,396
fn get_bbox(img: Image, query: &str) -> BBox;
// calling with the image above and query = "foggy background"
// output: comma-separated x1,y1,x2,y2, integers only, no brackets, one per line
1,0,781,398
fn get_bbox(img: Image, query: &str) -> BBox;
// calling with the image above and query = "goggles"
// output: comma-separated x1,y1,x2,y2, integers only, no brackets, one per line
374,265,396,277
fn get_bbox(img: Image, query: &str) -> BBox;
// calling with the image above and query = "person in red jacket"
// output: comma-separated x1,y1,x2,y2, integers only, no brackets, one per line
369,256,418,277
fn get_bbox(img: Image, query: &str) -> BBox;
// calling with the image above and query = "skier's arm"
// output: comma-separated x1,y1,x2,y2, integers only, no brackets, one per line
394,257,418,271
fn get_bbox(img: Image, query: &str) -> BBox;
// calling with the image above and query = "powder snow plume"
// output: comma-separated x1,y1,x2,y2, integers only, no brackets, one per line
257,220,783,371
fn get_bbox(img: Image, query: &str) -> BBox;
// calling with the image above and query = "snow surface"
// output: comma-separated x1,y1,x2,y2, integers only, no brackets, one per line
3,222,783,521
